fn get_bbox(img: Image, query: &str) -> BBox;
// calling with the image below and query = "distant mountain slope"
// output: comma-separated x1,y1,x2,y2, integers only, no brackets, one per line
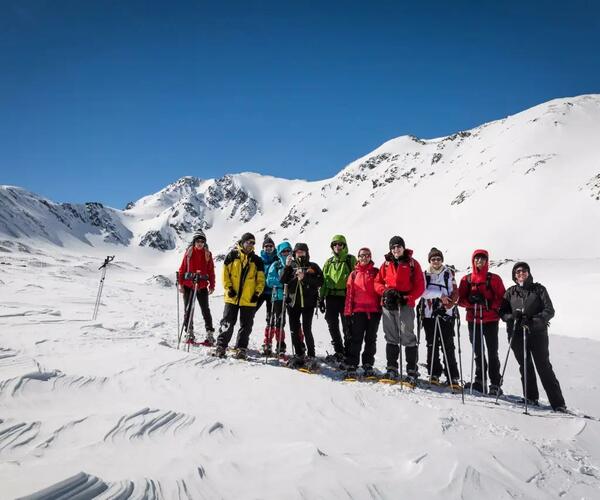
1,94,599,259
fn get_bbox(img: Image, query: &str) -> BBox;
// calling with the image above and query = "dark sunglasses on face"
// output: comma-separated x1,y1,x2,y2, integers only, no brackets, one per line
515,269,529,275
358,253,370,258
332,242,345,247
281,249,291,254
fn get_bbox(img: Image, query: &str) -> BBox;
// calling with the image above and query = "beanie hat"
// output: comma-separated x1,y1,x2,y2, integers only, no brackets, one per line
389,236,405,250
428,247,443,262
294,242,309,253
263,236,275,247
240,232,255,244
192,230,206,243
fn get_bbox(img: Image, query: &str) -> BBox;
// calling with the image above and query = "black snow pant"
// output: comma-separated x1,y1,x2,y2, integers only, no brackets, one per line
287,305,315,357
345,312,381,369
255,293,273,326
183,286,213,333
216,303,257,350
325,295,350,355
423,317,459,381
468,320,501,387
509,329,566,409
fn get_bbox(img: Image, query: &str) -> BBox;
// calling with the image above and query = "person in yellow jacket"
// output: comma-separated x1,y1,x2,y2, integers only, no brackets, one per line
213,232,265,359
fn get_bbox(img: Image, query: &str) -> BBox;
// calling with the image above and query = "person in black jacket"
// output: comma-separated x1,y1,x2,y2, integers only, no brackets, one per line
499,262,566,412
280,243,324,369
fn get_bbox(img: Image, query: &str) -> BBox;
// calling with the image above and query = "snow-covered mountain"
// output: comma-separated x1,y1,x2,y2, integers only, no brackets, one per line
1,94,600,262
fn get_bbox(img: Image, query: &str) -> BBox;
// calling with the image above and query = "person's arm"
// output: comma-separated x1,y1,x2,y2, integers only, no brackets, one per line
319,259,330,298
535,285,555,322
304,263,324,288
457,276,470,308
490,275,506,312
499,290,513,322
407,260,425,304
253,256,265,296
374,264,386,296
207,251,215,291
344,272,354,316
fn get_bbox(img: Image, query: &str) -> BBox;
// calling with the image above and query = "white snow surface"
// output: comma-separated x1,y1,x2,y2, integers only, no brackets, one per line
1,94,600,498
1,238,600,499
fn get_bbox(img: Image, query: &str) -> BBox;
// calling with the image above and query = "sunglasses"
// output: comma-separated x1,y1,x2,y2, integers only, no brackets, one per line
281,249,291,254
332,242,345,247
515,269,529,275
263,244,274,249
358,253,371,258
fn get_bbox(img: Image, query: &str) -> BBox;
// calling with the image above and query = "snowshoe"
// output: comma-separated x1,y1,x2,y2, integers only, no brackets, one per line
488,384,503,396
362,366,378,381
262,343,273,357
184,333,196,344
520,397,540,406
449,378,463,391
464,380,484,393
211,345,227,358
553,406,568,413
343,367,359,382
401,375,418,390
379,368,399,385
299,357,319,374
232,348,247,360
287,355,306,370
429,375,441,386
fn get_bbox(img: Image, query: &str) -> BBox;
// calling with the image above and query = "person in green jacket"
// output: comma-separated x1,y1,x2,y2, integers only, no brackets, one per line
319,234,357,361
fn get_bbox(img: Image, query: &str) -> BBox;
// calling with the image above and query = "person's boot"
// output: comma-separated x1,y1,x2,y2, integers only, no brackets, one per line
386,343,400,369
212,345,226,358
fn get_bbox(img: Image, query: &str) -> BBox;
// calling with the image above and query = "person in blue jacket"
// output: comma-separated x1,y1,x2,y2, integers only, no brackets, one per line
264,241,292,355
256,237,278,350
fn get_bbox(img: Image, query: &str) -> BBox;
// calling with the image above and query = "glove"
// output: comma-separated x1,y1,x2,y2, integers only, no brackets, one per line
468,293,485,305
318,298,326,314
513,309,523,322
250,292,260,303
432,305,447,318
227,287,237,298
382,289,399,310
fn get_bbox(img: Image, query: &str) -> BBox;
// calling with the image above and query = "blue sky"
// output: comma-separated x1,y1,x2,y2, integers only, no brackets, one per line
1,0,599,208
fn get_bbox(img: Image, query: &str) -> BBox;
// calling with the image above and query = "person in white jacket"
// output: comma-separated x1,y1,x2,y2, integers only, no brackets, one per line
419,247,461,387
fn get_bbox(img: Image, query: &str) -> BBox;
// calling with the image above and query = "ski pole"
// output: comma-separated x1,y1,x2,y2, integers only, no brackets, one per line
479,305,487,395
176,272,180,342
92,255,114,320
399,305,403,390
523,324,529,415
438,316,454,394
469,304,477,395
429,313,438,384
495,331,515,405
454,307,465,403
281,284,291,363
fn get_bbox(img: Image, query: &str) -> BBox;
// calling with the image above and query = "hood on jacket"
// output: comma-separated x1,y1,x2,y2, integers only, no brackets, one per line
330,234,349,259
276,241,293,265
470,248,489,282
512,261,534,285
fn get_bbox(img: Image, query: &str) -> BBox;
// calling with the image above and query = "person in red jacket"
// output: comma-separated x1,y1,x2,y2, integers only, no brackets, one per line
458,249,506,395
178,230,216,345
343,247,382,379
374,236,425,383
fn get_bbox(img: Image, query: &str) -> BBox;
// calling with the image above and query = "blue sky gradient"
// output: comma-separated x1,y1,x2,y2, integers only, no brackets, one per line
1,0,599,208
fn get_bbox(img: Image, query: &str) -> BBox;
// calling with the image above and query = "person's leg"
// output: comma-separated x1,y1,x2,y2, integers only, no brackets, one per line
235,306,257,349
399,306,418,376
346,313,366,368
423,318,442,377
529,333,565,409
287,306,305,356
182,286,194,333
196,288,214,332
483,322,501,386
361,313,381,368
216,303,239,349
468,321,483,384
325,296,344,354
382,307,401,370
301,307,316,357
440,318,459,381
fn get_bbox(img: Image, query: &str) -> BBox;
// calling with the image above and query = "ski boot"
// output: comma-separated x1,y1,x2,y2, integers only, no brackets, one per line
380,367,399,384
200,329,215,347
343,366,359,382
488,384,503,397
232,348,247,360
211,345,227,358
464,380,484,393
362,365,378,381
262,343,273,357
287,355,306,370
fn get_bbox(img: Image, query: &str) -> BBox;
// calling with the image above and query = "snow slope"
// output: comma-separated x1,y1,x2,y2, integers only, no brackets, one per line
1,244,599,499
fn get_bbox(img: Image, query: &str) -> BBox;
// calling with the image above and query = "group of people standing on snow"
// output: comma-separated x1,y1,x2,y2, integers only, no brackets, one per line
177,230,567,412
